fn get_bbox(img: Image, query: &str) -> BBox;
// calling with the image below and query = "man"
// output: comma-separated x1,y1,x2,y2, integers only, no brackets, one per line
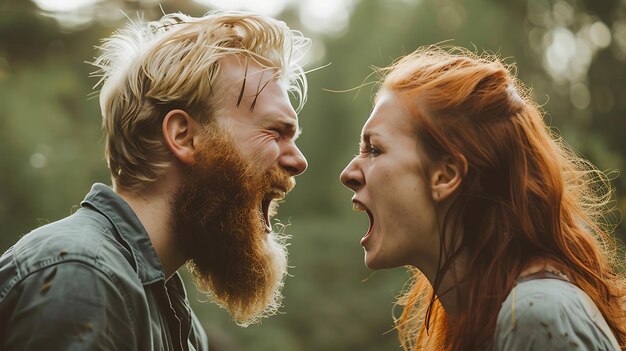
0,11,310,350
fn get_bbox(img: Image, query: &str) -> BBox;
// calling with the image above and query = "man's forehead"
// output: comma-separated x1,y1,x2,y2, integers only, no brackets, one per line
219,56,279,94
217,56,299,131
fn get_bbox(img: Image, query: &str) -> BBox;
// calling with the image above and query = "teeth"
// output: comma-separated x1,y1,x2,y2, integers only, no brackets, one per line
353,202,367,212
267,187,286,199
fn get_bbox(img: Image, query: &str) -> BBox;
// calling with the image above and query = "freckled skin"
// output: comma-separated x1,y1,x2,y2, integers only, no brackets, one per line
341,92,440,270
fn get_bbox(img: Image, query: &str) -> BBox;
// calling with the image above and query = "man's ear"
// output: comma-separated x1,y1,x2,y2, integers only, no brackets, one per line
430,154,468,202
162,109,200,165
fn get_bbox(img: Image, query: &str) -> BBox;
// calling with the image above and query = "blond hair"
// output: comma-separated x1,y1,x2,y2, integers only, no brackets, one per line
91,11,310,191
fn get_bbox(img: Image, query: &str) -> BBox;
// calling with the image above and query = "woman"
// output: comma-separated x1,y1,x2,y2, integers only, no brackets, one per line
340,46,626,350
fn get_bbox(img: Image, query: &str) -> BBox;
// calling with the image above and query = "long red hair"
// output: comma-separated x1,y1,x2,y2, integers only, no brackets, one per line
380,46,626,350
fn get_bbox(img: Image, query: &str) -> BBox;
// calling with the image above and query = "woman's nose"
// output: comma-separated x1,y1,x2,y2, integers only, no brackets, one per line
340,158,364,191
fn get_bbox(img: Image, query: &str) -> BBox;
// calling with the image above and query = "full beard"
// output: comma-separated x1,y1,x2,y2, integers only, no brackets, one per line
172,122,294,326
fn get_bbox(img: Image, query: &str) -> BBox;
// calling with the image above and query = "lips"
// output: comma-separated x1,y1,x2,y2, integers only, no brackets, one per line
352,199,374,246
261,187,287,233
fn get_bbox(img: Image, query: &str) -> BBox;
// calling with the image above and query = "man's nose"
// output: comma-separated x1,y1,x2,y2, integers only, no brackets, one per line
279,143,307,176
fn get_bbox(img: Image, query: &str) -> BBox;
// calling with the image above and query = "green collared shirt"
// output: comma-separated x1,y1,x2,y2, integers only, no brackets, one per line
0,183,208,351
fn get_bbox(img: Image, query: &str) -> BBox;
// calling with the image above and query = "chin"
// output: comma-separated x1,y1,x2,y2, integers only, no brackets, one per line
365,253,403,270
364,255,385,270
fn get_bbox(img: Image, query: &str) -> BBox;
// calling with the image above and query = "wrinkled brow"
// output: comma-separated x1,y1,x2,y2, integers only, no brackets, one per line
276,119,301,140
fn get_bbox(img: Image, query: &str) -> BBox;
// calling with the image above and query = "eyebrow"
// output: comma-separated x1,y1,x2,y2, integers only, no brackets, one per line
361,131,380,143
275,118,302,141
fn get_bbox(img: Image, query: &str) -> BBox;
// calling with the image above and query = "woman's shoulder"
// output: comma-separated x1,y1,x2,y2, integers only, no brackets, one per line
492,278,620,351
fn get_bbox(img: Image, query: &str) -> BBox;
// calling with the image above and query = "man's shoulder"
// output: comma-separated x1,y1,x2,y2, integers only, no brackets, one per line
0,208,137,298
14,208,110,257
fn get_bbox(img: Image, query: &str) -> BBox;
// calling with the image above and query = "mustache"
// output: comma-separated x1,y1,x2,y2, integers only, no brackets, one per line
263,168,295,221
265,167,296,197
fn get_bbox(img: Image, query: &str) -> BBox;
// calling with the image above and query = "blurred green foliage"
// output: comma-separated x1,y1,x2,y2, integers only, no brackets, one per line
1,0,625,350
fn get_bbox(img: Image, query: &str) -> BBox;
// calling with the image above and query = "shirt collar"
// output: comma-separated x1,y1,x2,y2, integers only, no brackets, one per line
81,183,165,284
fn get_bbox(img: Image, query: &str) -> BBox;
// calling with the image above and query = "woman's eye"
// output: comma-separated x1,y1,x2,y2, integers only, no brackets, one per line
369,146,381,157
359,145,381,157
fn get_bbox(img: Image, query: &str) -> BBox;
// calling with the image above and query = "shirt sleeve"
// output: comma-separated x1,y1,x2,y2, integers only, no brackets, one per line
1,261,138,351
494,291,618,351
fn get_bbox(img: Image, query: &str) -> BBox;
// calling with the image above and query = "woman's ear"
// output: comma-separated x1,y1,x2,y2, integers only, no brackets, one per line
162,109,200,165
430,154,468,202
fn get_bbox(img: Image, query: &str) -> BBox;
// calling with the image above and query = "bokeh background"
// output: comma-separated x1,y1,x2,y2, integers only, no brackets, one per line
1,0,625,350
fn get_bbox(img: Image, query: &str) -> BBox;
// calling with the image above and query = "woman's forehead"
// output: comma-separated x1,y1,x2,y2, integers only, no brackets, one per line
362,91,415,137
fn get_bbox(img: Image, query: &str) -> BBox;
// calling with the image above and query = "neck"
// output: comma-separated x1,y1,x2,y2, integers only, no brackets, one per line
518,258,566,280
115,177,186,279
411,203,469,316
415,253,469,317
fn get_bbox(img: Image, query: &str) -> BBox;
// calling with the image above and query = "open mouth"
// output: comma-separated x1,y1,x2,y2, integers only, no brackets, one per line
261,187,287,233
352,199,373,246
